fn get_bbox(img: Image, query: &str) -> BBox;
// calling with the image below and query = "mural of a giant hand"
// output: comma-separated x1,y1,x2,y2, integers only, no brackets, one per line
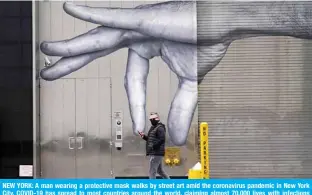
40,1,312,146
40,1,200,146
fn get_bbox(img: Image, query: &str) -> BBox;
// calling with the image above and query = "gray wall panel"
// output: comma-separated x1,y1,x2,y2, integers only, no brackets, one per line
198,1,312,178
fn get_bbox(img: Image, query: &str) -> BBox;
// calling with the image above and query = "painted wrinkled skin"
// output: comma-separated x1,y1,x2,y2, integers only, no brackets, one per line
40,1,312,146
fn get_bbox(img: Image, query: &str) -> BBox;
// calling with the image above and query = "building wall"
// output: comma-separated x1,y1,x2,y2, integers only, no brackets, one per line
197,1,312,177
37,1,198,178
0,1,33,178
34,0,312,178
38,0,198,142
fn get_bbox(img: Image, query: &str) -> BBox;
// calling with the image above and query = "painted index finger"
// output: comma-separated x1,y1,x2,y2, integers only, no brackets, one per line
63,2,197,44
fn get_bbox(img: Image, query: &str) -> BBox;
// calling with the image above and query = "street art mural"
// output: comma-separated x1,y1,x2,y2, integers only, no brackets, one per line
40,1,312,146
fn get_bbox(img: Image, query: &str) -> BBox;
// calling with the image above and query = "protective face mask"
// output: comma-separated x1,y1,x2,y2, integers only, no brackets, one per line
150,119,159,126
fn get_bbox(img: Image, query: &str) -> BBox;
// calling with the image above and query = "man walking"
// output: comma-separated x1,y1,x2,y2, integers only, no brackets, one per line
138,112,170,179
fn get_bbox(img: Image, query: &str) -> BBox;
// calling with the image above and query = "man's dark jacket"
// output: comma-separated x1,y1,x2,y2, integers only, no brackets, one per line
142,122,166,156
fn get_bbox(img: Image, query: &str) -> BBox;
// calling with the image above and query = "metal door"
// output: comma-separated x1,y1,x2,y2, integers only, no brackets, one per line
40,79,76,178
40,78,112,178
75,78,112,178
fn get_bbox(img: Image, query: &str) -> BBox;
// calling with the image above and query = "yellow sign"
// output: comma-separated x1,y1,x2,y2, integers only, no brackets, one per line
200,122,209,179
164,147,181,166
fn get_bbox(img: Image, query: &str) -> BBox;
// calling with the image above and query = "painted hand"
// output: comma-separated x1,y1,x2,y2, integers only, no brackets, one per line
42,1,311,145
40,1,204,146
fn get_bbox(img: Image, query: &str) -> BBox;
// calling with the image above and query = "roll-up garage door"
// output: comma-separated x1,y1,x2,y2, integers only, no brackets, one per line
197,1,312,178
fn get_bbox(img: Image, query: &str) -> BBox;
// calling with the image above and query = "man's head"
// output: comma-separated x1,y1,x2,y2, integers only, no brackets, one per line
149,112,160,126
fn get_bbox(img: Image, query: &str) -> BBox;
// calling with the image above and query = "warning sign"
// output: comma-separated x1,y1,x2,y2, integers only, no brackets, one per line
200,122,209,179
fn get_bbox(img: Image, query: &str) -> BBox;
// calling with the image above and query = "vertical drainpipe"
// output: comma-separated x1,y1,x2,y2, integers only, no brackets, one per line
32,0,39,178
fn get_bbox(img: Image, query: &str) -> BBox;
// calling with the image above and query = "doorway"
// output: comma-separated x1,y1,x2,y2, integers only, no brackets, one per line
39,78,112,178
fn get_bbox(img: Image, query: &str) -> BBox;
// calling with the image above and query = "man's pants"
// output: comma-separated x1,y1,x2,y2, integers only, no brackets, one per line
149,155,170,179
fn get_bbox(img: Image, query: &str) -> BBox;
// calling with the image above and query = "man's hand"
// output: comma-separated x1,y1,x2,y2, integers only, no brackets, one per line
138,131,147,141
138,131,144,138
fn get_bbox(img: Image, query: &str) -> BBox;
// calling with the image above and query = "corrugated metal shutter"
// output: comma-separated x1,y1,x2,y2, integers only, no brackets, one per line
197,1,312,178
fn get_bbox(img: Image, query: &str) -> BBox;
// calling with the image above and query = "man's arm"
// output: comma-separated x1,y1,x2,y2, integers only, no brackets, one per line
139,131,148,141
153,126,165,149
